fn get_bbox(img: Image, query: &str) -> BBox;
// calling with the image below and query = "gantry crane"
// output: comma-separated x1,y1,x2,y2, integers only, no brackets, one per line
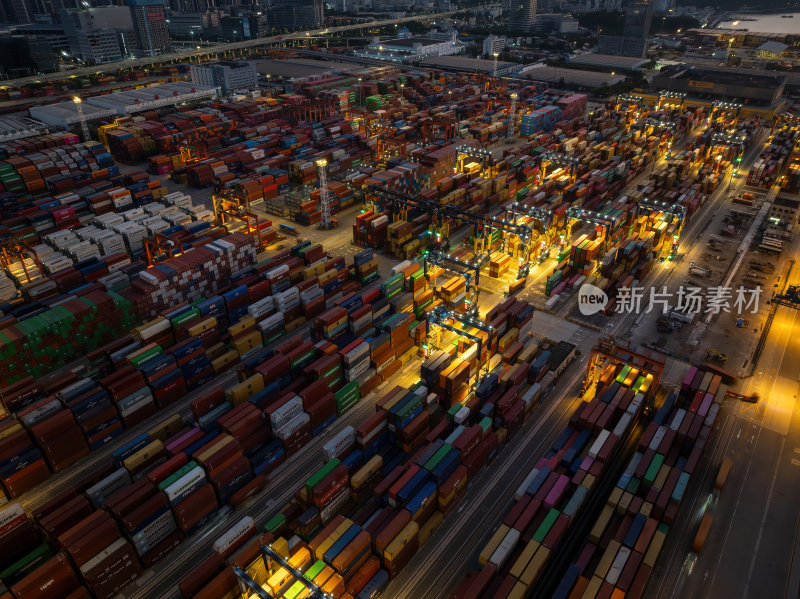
657,91,686,111
180,141,206,167
539,151,580,181
143,233,183,266
0,237,43,285
366,186,533,278
770,111,800,135
507,202,557,266
709,100,743,126
582,336,665,406
421,117,456,144
425,304,496,379
232,543,333,599
423,250,486,316
563,207,616,267
634,198,687,259
614,93,646,113
213,190,270,250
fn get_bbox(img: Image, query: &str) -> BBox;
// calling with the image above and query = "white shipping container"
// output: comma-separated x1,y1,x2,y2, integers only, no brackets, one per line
213,516,254,555
521,383,541,408
391,260,411,275
248,296,274,320
266,265,290,281
606,546,631,586
588,429,610,459
322,426,356,461
301,287,324,304
613,413,632,438
489,528,520,569
515,468,539,501
258,313,285,333
648,426,666,451
276,412,311,441
454,406,470,425
626,393,644,415
670,408,686,431
270,395,304,430
164,466,206,504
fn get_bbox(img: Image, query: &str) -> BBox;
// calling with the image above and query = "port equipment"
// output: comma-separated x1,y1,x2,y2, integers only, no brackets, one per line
315,159,335,230
539,151,579,181
582,336,665,404
213,191,270,250
706,349,728,362
366,186,534,279
563,207,616,265
231,544,333,599
143,233,181,266
709,100,743,125
0,237,43,285
657,90,686,110
425,304,495,379
506,202,556,265
769,111,800,135
614,93,646,112
421,117,455,144
772,284,800,310
179,140,206,167
423,250,486,316
634,198,687,259
73,96,91,143
508,92,518,139
456,144,493,175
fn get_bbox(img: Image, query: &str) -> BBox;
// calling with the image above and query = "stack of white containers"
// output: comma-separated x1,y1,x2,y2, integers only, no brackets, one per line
114,221,147,253
343,342,370,383
0,271,17,302
276,287,300,313
272,395,307,440
322,426,356,461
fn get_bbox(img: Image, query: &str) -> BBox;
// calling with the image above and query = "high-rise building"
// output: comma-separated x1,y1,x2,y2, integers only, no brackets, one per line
269,0,323,30
59,6,134,63
597,0,654,58
128,0,170,57
190,61,257,93
505,0,537,33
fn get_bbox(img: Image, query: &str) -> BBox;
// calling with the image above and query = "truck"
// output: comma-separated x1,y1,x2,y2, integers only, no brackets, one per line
715,457,732,490
692,513,713,553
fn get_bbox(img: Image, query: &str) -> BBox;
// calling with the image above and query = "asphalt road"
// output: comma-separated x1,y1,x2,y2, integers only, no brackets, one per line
646,229,800,599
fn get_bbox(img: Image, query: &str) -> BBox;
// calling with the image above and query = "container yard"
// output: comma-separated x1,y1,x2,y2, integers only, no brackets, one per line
0,53,796,599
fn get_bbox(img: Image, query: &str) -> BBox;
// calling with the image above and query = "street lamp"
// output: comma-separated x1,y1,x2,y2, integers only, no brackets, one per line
610,71,615,87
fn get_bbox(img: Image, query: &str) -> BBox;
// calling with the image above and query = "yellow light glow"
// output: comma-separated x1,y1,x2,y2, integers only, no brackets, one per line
73,96,81,103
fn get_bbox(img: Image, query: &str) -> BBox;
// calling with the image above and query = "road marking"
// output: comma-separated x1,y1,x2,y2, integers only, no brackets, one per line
743,435,785,599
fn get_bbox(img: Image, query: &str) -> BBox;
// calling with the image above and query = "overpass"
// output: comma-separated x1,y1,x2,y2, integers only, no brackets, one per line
4,10,463,89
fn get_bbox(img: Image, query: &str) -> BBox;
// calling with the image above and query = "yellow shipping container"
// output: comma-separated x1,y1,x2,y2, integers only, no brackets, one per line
146,414,183,442
226,373,264,406
352,456,383,489
212,349,239,374
418,511,443,546
314,519,353,561
384,521,419,562
228,316,256,339
187,317,217,337
510,540,539,579
520,545,549,587
479,524,510,566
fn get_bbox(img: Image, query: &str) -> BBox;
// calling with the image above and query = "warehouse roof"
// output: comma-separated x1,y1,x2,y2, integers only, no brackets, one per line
28,82,218,127
29,101,118,128
521,64,626,87
568,53,650,71
420,55,517,74
757,40,788,54
383,36,444,48
667,66,785,88
252,58,341,79
0,115,49,141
